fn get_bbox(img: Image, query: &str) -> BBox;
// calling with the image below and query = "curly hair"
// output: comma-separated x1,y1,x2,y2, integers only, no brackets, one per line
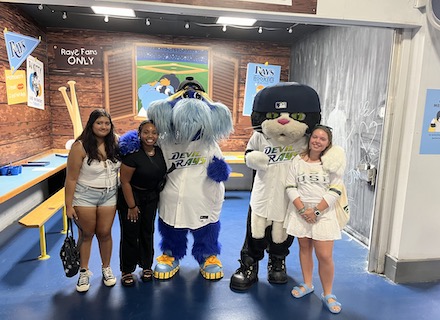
77,108,120,164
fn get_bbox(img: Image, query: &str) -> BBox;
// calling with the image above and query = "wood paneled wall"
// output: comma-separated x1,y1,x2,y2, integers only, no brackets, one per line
0,3,291,166
0,4,51,166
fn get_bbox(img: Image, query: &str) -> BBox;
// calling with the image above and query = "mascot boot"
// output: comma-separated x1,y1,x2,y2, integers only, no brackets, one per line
230,255,259,291
200,255,224,280
154,251,180,280
267,255,287,284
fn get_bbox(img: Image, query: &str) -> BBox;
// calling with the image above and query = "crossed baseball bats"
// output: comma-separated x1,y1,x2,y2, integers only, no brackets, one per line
58,81,83,147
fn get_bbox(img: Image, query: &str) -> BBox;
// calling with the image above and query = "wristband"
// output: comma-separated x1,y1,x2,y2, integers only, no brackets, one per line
128,205,136,209
298,207,306,215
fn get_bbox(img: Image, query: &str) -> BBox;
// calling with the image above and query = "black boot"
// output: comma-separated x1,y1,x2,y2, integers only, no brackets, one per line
230,256,258,291
267,255,287,284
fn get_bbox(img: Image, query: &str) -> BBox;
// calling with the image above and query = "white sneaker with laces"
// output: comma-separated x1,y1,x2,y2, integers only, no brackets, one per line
76,268,92,292
102,266,116,287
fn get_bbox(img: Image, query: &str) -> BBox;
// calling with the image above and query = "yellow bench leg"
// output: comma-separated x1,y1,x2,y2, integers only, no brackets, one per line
61,206,67,234
38,225,50,260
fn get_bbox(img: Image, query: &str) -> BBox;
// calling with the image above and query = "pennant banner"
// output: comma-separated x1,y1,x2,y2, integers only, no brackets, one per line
4,29,40,74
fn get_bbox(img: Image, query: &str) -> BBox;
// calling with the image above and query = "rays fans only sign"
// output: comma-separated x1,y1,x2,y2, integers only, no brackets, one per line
53,44,102,68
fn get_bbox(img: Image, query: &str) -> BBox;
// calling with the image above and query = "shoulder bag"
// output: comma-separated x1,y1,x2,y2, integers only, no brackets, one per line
60,218,80,277
335,184,350,230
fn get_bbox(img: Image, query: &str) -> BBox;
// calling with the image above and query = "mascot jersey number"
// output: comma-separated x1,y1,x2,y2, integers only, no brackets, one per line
230,82,345,291
147,77,233,280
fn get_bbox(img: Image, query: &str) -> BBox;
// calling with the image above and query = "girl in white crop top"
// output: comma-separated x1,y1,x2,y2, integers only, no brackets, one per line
76,155,120,189
64,109,121,293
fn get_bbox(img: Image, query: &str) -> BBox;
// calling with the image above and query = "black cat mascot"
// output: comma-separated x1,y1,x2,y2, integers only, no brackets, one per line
230,82,345,291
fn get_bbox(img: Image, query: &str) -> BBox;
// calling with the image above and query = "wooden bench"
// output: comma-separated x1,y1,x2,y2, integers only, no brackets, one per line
229,172,244,178
18,187,67,260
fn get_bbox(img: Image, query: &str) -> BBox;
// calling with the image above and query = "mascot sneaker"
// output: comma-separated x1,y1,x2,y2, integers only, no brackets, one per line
230,256,259,291
267,255,288,284
200,255,224,280
153,254,180,280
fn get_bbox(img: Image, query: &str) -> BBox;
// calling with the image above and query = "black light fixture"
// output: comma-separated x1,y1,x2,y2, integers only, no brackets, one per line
38,4,43,11
145,18,151,26
62,11,67,20
184,21,190,29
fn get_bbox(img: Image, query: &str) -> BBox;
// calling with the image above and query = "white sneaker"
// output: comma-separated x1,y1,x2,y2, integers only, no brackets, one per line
76,269,92,292
102,266,116,287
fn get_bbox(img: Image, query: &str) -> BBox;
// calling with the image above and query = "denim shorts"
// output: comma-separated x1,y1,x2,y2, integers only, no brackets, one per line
72,183,118,207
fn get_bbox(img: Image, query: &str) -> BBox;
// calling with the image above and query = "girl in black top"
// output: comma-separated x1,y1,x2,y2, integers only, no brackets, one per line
118,120,167,286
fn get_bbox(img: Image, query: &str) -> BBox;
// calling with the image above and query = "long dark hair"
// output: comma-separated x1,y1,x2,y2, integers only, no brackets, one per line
77,109,120,164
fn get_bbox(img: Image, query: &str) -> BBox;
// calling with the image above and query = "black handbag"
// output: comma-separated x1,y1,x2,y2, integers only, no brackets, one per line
60,218,80,278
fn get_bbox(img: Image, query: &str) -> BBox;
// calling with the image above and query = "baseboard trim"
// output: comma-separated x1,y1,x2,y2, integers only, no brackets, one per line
384,254,440,283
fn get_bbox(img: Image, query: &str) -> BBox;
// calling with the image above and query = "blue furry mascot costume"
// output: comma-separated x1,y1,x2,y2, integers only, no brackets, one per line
230,82,345,290
146,77,233,280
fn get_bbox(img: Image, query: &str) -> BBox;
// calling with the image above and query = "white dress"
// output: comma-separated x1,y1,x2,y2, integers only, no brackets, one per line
284,156,343,241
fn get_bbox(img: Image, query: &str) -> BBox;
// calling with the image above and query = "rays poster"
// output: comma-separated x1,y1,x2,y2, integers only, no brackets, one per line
420,89,440,154
5,69,27,105
243,63,281,116
26,55,44,110
136,45,210,118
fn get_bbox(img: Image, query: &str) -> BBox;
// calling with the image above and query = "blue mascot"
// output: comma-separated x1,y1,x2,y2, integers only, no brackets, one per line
230,82,345,290
147,77,233,280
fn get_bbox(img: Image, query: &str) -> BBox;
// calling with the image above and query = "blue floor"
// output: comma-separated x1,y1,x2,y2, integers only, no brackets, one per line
0,191,439,320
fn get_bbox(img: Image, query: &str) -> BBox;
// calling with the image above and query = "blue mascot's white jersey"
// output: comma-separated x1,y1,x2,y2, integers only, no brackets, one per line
159,140,225,229
248,131,306,222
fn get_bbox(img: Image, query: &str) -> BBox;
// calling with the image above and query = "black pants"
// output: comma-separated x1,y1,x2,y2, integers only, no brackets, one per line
118,187,158,273
240,205,294,261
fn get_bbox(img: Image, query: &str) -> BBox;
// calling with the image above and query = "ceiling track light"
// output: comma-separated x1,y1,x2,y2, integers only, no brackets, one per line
146,18,151,26
91,6,135,18
104,15,109,23
62,11,67,20
288,27,293,33
222,25,227,32
38,4,43,11
258,27,263,34
184,21,190,29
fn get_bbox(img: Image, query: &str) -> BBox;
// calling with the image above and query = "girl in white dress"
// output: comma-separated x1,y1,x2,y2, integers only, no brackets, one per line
285,124,344,314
